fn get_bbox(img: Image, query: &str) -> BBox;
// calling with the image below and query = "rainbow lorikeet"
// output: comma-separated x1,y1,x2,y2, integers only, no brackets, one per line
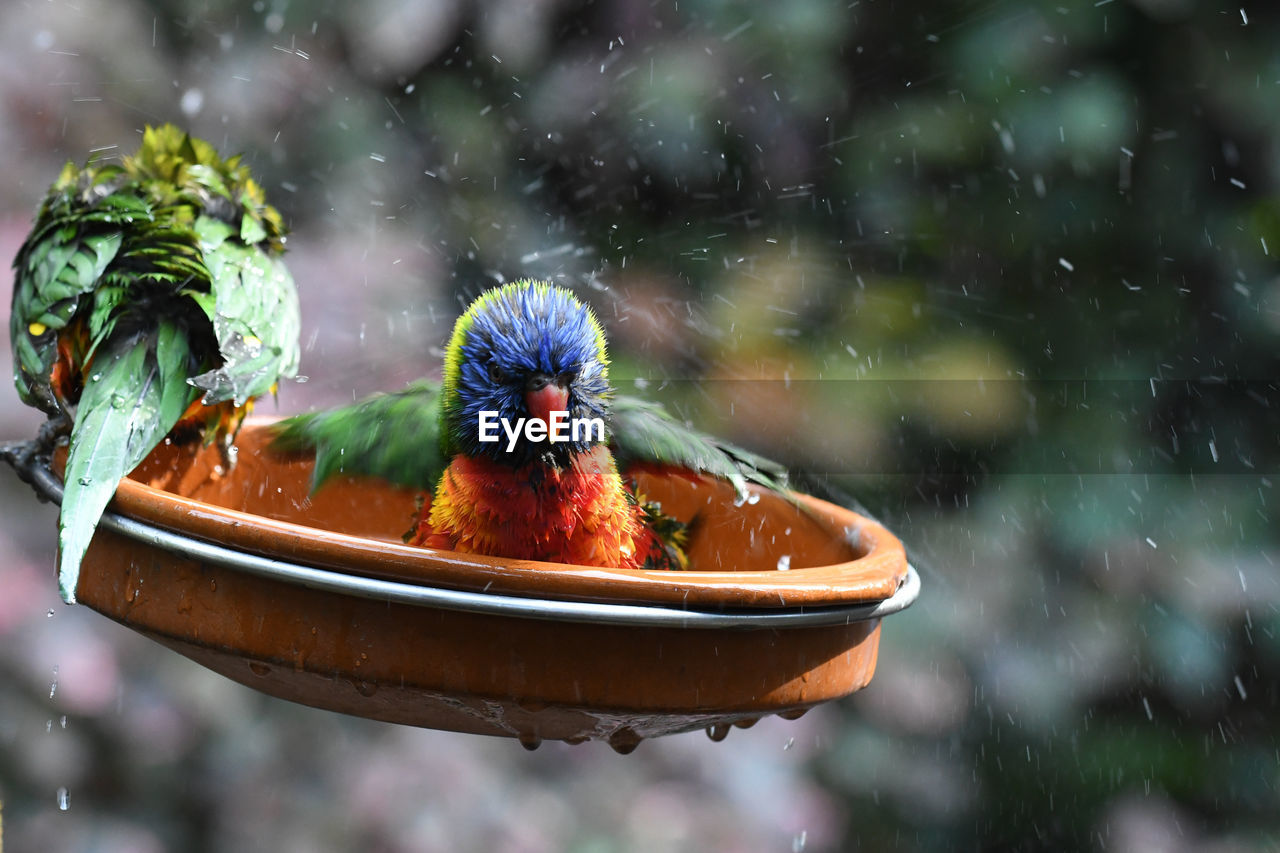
10,124,301,603
272,280,785,570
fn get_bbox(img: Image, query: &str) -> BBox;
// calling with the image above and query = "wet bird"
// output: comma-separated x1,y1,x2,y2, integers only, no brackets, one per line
10,124,300,602
272,280,785,569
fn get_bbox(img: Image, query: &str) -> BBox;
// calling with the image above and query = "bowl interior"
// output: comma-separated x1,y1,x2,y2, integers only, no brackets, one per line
131,423,853,572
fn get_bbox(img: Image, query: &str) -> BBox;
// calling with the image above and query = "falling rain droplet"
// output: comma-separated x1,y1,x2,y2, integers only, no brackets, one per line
49,664,58,699
47,608,55,618
57,786,69,811
792,830,808,852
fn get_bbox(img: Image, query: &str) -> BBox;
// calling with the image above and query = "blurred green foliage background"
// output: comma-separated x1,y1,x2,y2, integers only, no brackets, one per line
1,0,1277,850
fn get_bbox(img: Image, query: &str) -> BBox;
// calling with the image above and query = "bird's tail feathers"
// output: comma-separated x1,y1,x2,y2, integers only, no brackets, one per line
55,322,200,602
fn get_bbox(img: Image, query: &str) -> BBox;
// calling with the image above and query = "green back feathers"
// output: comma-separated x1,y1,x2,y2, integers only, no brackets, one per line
11,123,297,414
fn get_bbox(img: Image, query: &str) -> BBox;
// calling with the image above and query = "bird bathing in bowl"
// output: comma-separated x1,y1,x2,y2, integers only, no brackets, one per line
271,280,795,573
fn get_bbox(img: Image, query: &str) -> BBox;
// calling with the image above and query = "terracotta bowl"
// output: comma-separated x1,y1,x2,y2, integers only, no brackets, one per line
46,420,915,751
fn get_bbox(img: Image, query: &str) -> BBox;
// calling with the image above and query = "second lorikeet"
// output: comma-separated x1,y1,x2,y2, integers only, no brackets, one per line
10,125,301,602
272,280,786,570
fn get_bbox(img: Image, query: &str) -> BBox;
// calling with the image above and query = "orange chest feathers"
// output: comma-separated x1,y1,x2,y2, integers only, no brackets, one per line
409,446,661,569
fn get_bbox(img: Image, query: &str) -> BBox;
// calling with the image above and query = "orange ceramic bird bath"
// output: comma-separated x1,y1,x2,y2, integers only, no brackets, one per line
15,420,917,751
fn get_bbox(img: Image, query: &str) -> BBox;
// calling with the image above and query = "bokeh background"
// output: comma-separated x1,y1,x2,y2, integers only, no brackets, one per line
2,0,1278,850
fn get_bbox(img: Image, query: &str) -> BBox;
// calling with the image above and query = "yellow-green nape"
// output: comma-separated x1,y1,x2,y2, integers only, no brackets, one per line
125,124,237,189
133,124,219,169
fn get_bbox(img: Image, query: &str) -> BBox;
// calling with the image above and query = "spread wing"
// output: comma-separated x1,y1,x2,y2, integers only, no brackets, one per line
608,395,789,501
271,380,447,491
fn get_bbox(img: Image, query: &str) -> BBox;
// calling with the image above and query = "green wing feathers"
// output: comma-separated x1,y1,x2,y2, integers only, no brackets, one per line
11,184,135,413
189,216,300,405
272,385,788,504
609,395,789,501
271,381,446,492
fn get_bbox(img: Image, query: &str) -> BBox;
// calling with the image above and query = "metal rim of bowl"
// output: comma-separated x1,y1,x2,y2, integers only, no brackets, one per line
28,461,920,630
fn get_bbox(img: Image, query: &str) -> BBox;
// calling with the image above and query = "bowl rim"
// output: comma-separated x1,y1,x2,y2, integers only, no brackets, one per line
44,419,914,612
31,456,919,628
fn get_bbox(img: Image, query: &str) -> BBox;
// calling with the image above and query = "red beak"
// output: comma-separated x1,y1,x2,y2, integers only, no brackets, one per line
525,383,570,427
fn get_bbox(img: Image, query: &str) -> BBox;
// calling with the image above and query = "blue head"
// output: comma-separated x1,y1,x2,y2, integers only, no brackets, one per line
440,280,611,468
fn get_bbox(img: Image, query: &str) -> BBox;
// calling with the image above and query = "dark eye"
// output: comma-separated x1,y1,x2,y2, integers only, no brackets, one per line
488,362,507,383
556,370,576,388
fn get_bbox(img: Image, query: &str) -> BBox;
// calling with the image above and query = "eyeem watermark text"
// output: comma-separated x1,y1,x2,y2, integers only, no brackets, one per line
478,410,604,451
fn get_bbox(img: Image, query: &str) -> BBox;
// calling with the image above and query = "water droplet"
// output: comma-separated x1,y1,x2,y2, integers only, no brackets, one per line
517,733,542,751
248,661,271,677
778,708,808,721
49,664,58,699
776,554,792,571
60,715,67,729
77,476,92,486
47,608,55,618
733,717,759,729
56,786,69,811
706,724,731,742
608,727,642,754
209,579,217,592
792,830,808,852
354,680,378,697
110,393,126,409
